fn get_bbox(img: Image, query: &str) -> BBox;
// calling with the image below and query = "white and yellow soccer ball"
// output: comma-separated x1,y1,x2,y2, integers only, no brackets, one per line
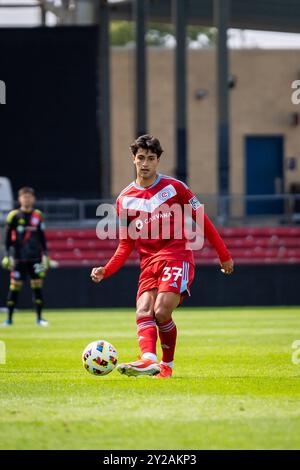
82,340,118,376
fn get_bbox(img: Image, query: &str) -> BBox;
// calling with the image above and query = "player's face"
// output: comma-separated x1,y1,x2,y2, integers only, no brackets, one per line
133,148,160,181
19,193,35,211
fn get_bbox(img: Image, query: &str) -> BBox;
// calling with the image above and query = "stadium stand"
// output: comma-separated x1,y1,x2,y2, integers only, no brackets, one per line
47,227,300,267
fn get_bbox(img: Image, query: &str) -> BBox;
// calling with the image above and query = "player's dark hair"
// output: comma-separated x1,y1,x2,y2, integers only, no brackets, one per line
18,187,35,197
130,134,164,158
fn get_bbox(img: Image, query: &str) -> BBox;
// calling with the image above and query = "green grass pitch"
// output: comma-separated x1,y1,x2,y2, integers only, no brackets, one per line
0,307,300,450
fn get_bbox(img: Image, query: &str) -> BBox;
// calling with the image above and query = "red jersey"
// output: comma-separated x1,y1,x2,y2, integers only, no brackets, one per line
103,174,231,278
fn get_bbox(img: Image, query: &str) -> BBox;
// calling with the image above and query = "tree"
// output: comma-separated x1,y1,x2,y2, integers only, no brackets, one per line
110,21,216,47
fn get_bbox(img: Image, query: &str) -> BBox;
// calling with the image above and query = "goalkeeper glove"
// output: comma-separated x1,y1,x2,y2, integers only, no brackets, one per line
2,256,14,270
42,255,50,271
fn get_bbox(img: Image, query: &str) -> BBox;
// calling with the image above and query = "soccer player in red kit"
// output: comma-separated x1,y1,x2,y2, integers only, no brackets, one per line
91,135,234,378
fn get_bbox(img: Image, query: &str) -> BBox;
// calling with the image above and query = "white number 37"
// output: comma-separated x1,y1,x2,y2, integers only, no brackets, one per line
162,267,183,282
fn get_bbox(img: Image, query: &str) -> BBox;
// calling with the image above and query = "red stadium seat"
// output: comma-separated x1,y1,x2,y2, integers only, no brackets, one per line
46,227,300,267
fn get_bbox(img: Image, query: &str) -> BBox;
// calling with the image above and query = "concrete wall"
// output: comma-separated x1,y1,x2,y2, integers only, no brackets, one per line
111,48,300,202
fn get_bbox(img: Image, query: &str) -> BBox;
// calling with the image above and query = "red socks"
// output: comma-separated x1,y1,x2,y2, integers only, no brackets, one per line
136,316,177,364
136,316,157,357
157,319,177,363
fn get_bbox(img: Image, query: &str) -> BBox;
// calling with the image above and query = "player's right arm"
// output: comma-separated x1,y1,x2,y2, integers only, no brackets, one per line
91,238,135,283
1,210,17,270
90,197,135,283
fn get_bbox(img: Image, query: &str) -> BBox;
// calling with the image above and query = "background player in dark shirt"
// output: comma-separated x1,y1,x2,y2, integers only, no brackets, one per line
1,187,50,326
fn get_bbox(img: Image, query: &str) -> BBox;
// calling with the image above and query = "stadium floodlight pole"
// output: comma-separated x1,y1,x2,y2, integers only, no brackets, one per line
133,0,148,137
40,1,46,26
173,0,187,185
214,0,231,225
98,0,112,199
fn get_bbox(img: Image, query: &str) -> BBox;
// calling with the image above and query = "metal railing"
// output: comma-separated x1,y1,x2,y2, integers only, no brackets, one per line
0,194,300,228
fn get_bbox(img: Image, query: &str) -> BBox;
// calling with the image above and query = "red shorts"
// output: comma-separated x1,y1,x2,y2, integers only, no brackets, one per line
136,259,195,304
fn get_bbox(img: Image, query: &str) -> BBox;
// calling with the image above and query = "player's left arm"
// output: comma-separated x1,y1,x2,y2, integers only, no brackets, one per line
203,214,234,274
36,210,50,269
179,182,234,275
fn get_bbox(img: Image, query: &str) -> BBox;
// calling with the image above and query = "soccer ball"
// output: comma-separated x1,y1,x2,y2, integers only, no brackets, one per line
82,340,118,376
